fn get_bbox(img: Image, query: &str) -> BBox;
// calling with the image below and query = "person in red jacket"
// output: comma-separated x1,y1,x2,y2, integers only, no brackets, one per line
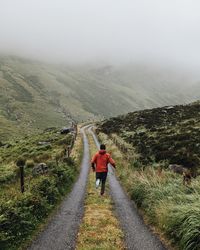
91,144,116,195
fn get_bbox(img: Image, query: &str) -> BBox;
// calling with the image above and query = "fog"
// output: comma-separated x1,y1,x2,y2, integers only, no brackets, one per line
0,0,200,71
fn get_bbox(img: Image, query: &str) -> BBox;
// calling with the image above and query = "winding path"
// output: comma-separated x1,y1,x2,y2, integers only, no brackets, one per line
89,128,166,250
28,126,167,250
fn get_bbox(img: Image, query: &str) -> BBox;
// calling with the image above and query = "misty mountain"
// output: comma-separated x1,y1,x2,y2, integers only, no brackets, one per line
0,55,197,140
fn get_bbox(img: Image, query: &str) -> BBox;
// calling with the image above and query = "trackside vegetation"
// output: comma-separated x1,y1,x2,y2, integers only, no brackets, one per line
0,128,81,250
97,102,200,250
97,132,200,250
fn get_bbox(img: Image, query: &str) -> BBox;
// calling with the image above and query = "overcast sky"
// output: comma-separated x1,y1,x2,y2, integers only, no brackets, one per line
0,0,200,69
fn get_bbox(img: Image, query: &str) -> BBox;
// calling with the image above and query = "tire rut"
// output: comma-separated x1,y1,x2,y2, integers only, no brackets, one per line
28,126,91,250
89,128,167,250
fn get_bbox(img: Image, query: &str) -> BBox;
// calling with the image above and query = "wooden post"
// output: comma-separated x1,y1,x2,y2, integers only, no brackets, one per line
16,158,26,193
71,138,74,150
64,146,67,156
20,166,25,193
67,146,71,158
75,123,78,140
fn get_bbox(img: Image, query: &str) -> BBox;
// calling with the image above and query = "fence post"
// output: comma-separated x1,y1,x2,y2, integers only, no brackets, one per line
64,146,67,156
16,158,26,193
74,123,78,140
67,146,71,158
20,166,25,193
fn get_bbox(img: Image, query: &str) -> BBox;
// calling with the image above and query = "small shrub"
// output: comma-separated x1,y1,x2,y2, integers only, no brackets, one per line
130,181,148,208
26,159,35,168
0,164,16,184
31,176,60,204
51,163,77,193
131,160,143,169
0,193,49,250
62,157,74,166
57,137,71,146
37,153,51,162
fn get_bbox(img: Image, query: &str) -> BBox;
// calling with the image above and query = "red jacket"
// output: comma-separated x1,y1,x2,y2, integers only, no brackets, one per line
91,150,115,172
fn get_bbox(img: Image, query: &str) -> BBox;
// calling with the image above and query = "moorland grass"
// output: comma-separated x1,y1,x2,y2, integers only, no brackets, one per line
98,132,200,250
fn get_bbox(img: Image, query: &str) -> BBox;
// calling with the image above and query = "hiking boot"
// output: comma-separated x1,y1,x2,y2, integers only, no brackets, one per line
96,179,100,188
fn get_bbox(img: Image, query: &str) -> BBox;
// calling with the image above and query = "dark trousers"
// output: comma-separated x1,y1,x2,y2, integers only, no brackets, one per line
96,172,108,195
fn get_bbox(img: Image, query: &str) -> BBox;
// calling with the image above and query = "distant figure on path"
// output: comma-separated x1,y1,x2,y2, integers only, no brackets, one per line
91,144,116,195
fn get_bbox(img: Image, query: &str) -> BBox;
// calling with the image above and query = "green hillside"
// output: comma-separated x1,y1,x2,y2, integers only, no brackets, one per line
0,55,195,141
98,101,200,170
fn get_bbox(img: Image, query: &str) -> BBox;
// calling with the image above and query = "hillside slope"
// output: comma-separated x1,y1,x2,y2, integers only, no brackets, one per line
0,55,196,140
98,101,200,170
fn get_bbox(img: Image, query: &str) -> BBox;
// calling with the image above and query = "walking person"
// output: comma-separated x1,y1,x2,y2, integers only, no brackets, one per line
91,144,116,195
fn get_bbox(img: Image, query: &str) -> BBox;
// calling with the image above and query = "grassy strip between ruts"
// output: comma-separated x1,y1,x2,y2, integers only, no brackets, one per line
97,132,200,250
76,131,125,250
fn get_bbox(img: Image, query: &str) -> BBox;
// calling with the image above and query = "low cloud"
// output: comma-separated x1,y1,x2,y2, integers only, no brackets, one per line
0,0,200,71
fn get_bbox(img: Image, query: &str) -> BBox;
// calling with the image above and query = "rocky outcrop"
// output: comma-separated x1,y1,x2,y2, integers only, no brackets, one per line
32,163,48,175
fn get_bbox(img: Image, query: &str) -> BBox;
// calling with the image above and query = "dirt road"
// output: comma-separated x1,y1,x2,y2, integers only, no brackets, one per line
89,128,166,250
28,126,166,250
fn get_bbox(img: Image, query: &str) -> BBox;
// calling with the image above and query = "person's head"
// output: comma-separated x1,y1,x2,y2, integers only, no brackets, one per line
100,144,106,150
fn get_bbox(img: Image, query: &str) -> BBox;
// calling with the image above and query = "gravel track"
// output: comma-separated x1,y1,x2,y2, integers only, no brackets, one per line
28,126,167,250
90,128,167,250
28,126,90,250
